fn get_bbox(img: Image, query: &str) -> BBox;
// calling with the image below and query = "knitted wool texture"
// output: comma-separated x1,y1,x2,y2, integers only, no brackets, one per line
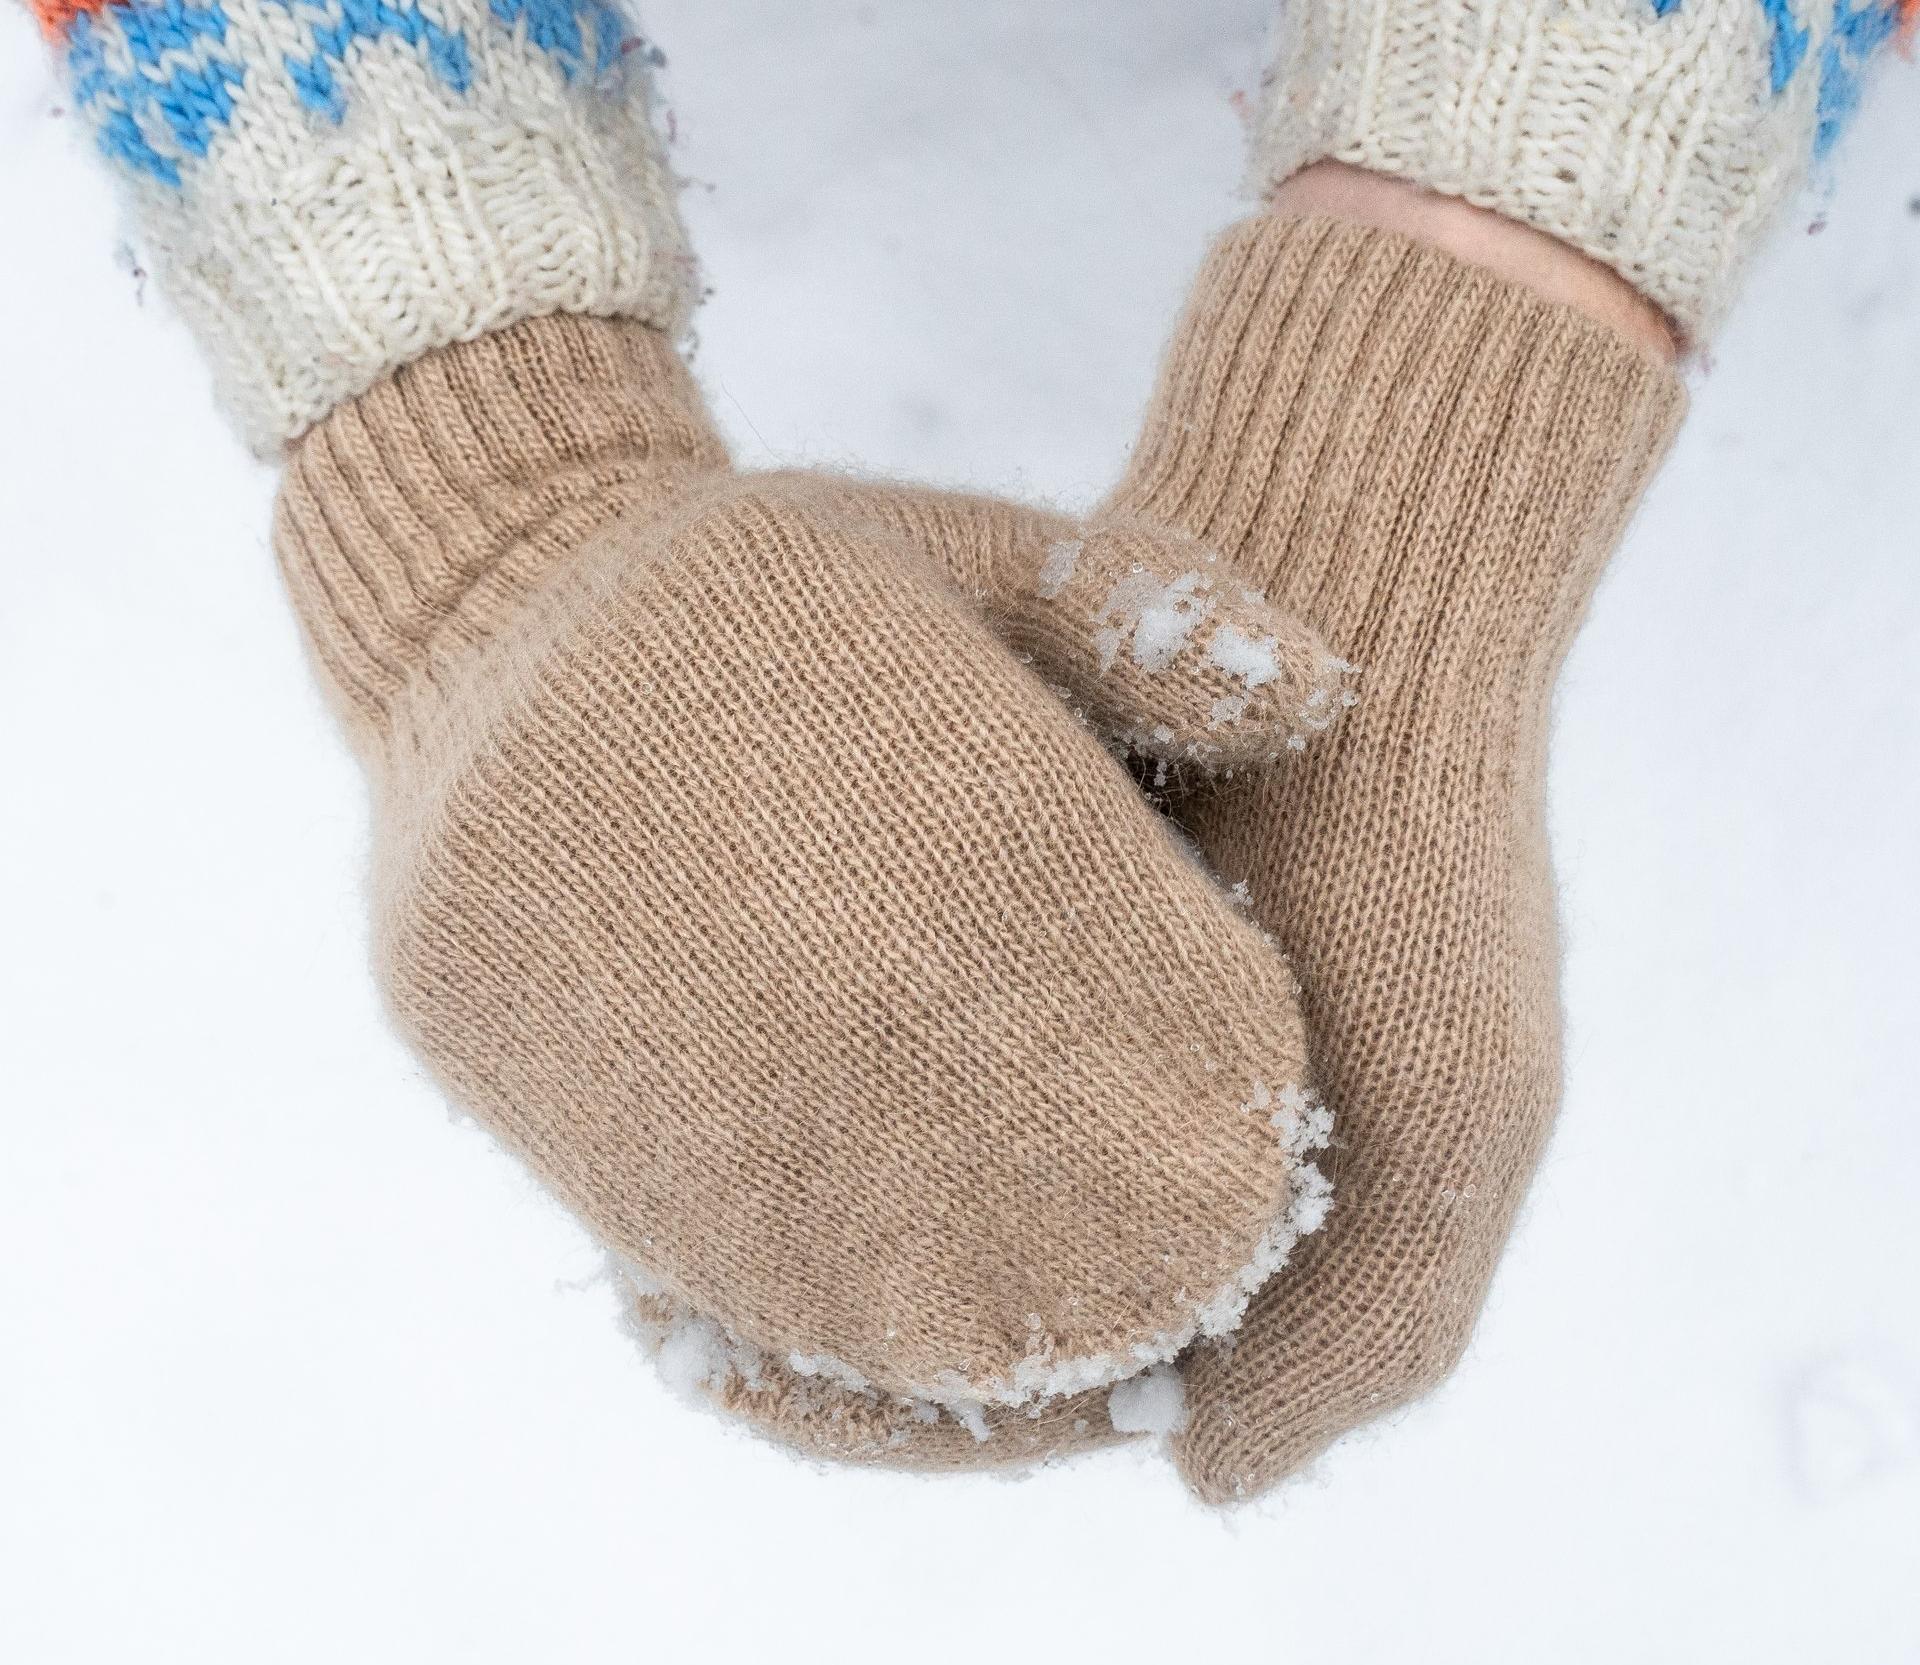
38,0,693,449
669,216,1689,1482
274,310,1355,1415
1250,0,1913,340
1120,216,1687,1501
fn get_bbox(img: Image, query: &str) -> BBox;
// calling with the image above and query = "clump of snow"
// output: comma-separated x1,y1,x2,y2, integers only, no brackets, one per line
619,1257,669,1300
1095,568,1219,674
613,1257,776,1405
655,1314,741,1400
952,1400,992,1442
1206,624,1283,689
1266,1080,1335,1154
1036,538,1082,599
1210,693,1251,727
1107,1366,1190,1436
788,1351,874,1392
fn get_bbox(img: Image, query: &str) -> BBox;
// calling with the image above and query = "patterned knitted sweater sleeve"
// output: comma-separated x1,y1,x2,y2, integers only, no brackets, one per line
1249,0,1915,341
30,0,695,451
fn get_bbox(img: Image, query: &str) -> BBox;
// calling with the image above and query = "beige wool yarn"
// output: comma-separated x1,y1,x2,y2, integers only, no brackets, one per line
274,309,1353,1417
1126,216,1686,1501
661,215,1688,1482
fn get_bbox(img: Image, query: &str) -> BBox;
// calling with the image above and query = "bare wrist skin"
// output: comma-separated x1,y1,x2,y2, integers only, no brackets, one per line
1271,162,1682,364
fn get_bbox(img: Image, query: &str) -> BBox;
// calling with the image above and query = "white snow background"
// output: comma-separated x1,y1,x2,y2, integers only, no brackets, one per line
2,3,1916,1660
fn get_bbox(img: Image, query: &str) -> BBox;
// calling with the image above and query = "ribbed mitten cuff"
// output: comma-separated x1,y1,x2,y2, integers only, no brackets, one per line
275,312,726,732
1248,0,1911,341
38,0,696,451
1110,215,1688,684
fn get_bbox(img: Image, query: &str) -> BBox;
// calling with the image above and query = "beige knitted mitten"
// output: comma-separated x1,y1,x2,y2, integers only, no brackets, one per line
1109,214,1686,1499
1146,0,1909,1498
278,312,1351,1416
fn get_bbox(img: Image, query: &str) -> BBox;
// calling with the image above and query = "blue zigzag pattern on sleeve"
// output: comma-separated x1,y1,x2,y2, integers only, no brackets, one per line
1651,0,1903,153
489,0,627,80
63,0,637,188
1755,0,1816,91
1815,0,1905,150
276,0,474,120
67,3,245,185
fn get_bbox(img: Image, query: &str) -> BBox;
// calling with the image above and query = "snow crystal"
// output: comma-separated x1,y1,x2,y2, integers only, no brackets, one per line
654,1315,737,1401
952,1400,991,1442
1268,1081,1334,1152
1206,625,1283,689
1286,1164,1334,1236
787,1351,874,1392
1037,538,1082,599
1107,1366,1190,1436
1210,693,1250,727
1096,569,1218,674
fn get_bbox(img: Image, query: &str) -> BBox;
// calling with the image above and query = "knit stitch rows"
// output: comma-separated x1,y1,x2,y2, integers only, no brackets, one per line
45,0,639,187
1250,0,1912,338
37,0,694,449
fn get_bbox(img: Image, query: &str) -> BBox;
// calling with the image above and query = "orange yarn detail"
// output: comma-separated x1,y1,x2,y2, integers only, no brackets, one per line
31,0,118,40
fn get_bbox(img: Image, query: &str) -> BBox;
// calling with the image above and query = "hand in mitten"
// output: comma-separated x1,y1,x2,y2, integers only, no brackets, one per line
288,317,1351,1412
1140,0,1907,1500
747,0,1908,1486
38,0,1351,1418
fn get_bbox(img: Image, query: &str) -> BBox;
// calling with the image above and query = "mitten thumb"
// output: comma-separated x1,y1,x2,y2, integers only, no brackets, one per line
821,480,1355,769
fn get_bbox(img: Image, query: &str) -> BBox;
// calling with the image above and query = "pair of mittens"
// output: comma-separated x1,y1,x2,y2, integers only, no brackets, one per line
681,0,1912,1490
655,215,1684,1491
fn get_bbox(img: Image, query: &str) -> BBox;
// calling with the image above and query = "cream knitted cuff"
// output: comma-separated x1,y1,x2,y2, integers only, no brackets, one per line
1247,0,1911,340
40,0,695,451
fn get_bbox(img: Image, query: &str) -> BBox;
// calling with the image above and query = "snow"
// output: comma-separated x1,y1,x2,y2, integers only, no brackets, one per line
1785,1354,1918,1501
654,1314,739,1400
1204,624,1284,689
1094,568,1219,673
1107,1367,1191,1437
1036,537,1082,599
787,1351,875,1393
2,4,1916,1662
